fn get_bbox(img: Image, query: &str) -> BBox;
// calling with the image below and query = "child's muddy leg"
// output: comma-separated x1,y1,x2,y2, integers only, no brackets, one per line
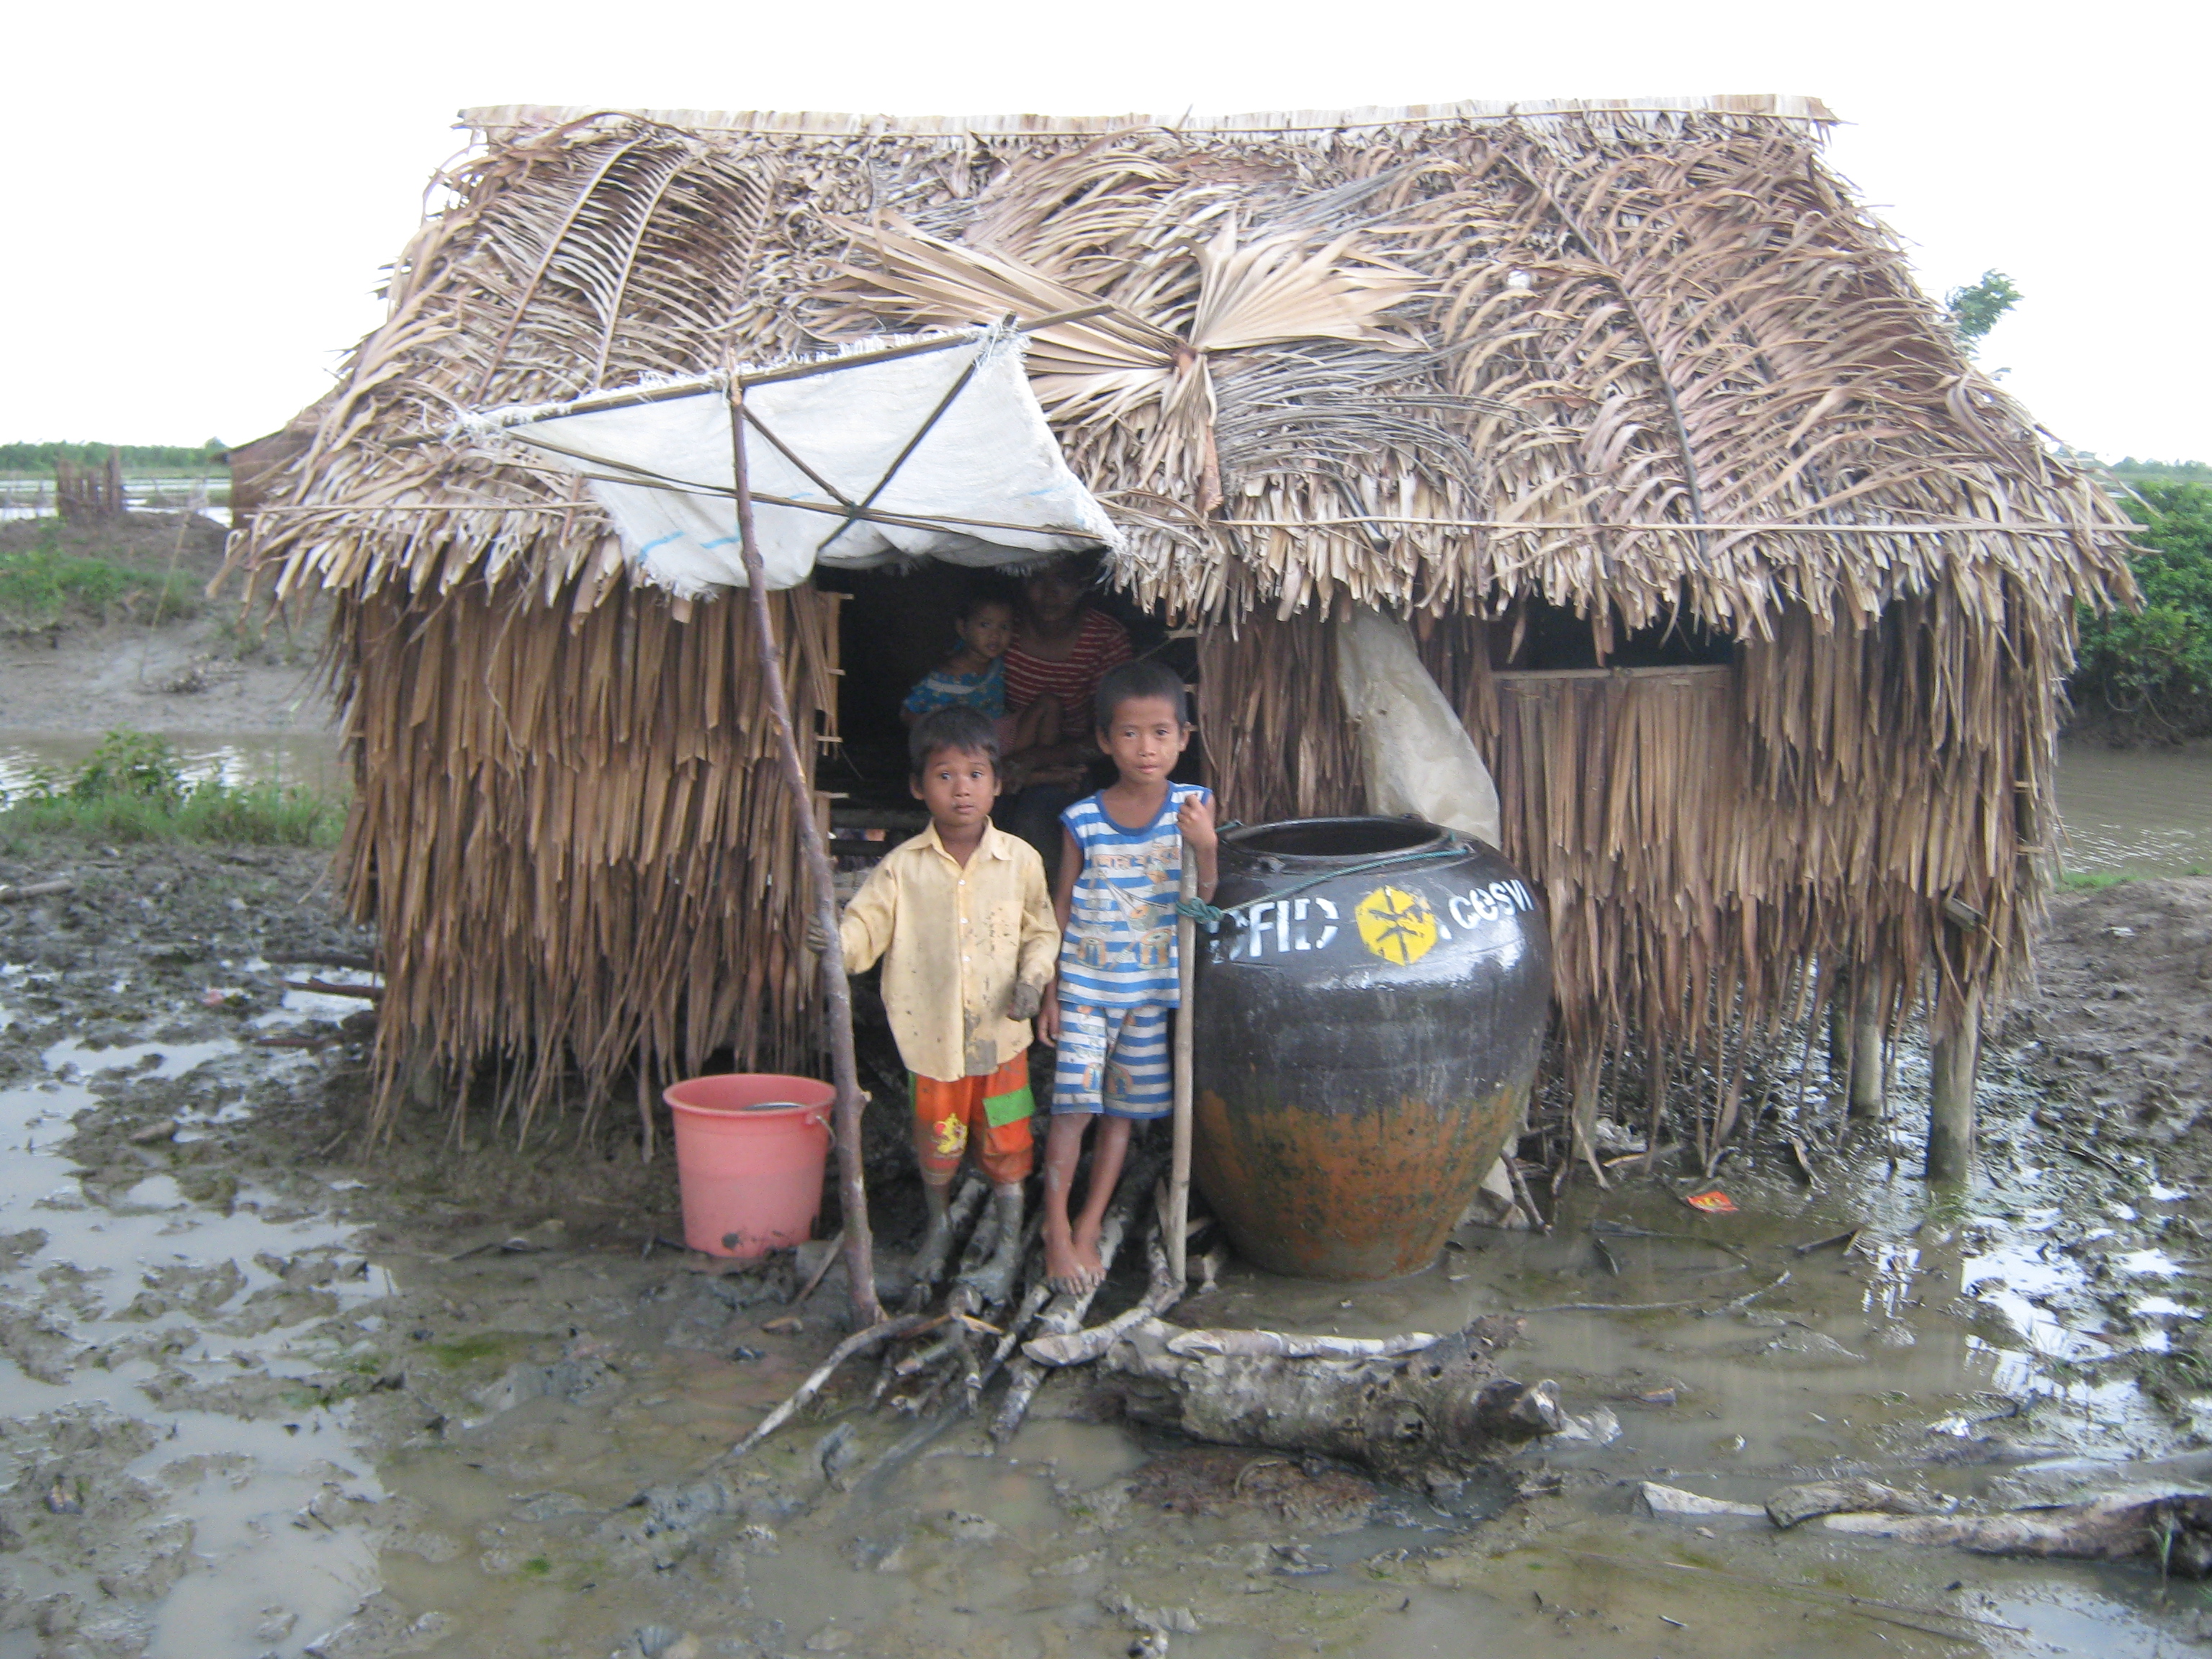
963,1182,1026,1305
911,1172,958,1286
909,1078,969,1287
1041,1112,1094,1295
1069,1115,1133,1286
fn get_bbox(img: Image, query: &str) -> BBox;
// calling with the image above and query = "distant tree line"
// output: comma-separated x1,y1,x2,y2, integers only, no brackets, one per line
2072,481,2212,741
0,440,228,475
2107,459,2212,485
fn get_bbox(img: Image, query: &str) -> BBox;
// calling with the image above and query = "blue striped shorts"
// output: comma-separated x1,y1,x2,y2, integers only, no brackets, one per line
1051,1002,1172,1119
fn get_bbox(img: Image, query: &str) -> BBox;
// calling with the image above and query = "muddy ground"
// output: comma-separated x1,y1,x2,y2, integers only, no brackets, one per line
0,513,330,736
1,836,2211,1658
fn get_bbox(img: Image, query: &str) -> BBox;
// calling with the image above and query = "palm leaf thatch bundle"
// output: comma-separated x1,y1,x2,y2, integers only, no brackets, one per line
233,95,2134,1146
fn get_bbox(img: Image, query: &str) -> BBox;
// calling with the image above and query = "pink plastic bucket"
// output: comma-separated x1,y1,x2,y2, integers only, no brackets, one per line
664,1073,835,1257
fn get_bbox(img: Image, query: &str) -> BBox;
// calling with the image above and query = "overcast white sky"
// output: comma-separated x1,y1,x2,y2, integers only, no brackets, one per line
6,0,2204,462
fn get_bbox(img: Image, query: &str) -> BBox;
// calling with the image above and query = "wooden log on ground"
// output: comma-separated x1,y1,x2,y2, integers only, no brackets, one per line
0,878,74,903
284,978,383,1001
1094,1313,1563,1478
1825,1493,2212,1575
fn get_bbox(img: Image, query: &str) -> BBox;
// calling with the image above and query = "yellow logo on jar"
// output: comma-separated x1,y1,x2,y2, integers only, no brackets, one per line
1354,886,1438,966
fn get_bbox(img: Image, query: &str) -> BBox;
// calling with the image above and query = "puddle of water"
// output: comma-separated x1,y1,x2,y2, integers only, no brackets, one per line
2056,737,2212,876
0,1035,390,1657
0,729,343,799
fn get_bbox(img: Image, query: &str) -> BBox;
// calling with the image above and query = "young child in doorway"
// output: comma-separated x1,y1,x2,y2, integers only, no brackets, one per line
1038,660,1218,1294
830,706,1060,1302
901,585,1061,760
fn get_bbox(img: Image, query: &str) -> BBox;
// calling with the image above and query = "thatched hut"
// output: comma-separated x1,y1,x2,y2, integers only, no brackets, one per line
233,95,2136,1164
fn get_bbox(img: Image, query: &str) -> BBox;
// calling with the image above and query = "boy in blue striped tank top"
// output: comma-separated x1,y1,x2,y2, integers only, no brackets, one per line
1038,660,1217,1294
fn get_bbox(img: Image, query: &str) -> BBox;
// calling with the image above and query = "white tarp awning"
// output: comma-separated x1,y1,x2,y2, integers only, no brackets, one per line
464,320,1120,593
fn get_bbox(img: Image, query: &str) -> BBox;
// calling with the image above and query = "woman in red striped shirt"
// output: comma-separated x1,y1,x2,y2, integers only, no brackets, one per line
999,562,1134,867
1003,563,1134,723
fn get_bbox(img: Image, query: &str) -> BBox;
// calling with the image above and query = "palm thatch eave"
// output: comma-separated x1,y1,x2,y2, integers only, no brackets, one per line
233,94,2137,642
458,94,1839,143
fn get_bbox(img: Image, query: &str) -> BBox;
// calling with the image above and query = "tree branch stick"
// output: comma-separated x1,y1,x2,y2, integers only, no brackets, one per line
720,1311,939,1462
991,1151,1159,1442
1169,848,1195,1287
0,878,73,902
729,385,880,1328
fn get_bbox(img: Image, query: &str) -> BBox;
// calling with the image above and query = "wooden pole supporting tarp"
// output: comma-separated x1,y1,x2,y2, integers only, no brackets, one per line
1169,848,1196,1287
730,385,881,1328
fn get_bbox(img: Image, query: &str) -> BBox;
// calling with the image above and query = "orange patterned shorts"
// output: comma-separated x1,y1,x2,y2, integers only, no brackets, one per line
910,1052,1035,1186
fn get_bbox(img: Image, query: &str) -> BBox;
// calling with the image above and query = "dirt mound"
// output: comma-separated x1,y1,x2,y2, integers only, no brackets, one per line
2023,876,2212,1138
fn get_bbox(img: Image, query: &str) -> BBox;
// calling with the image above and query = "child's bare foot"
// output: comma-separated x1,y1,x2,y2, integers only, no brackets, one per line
1068,1214,1106,1290
1043,1228,1100,1297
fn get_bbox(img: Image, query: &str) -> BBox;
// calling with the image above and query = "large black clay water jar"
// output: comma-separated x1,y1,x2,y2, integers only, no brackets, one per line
1191,817,1552,1280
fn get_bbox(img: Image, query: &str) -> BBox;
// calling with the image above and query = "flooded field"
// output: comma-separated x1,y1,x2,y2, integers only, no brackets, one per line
0,732,343,801
1,840,2210,1658
2056,739,2212,878
0,481,228,527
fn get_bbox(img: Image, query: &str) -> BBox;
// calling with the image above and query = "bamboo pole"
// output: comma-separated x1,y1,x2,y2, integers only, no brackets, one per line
1169,846,1196,1287
1848,974,1886,1122
1927,981,1981,1184
729,386,881,1328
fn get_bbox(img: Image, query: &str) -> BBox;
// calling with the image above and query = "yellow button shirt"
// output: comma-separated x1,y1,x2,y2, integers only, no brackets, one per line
836,820,1060,1082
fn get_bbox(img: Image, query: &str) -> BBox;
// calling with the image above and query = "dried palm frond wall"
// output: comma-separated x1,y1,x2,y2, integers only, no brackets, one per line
333,574,840,1139
1200,582,2067,1159
230,96,2136,1135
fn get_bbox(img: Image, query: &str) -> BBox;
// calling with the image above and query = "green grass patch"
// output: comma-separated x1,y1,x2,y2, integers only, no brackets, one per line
2058,871,2134,890
426,1333,526,1370
0,729,343,848
2058,866,2209,889
521,1557,553,1578
0,526,204,633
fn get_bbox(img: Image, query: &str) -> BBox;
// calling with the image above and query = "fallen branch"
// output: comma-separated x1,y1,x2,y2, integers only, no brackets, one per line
1824,1493,2212,1575
991,1150,1161,1442
0,877,73,902
284,978,383,1002
721,1312,939,1462
1164,1328,1441,1360
1506,1156,1551,1234
1023,1241,1185,1367
975,1246,1053,1392
791,1228,845,1309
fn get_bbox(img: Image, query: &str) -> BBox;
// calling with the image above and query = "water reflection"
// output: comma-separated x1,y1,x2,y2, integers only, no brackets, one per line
0,480,229,526
0,731,344,798
2055,737,2212,876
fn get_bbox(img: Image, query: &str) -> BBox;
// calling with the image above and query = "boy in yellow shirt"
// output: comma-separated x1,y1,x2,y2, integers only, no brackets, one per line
832,706,1060,1302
